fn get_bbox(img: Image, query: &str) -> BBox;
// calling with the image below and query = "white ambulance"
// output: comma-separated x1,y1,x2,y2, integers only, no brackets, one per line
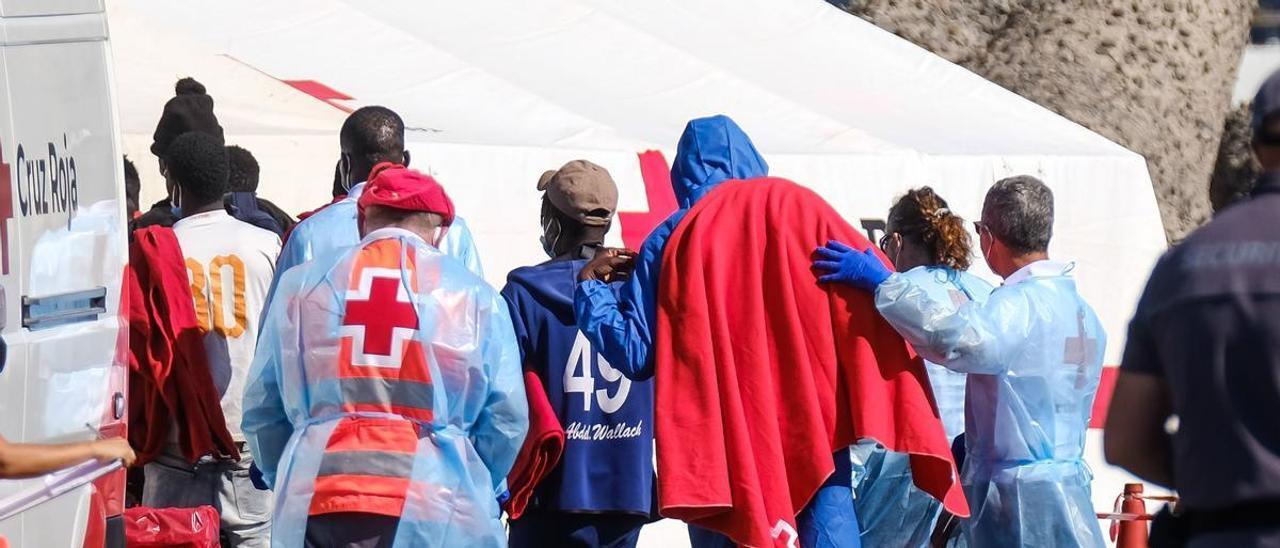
0,0,129,546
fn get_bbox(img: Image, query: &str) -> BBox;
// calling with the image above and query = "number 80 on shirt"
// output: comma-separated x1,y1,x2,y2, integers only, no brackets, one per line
185,254,249,339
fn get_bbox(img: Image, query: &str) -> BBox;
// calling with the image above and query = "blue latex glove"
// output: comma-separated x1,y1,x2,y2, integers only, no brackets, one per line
249,462,270,491
497,489,511,509
813,240,891,291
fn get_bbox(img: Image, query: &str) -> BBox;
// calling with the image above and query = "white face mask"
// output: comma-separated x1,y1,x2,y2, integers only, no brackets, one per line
539,214,562,259
170,184,183,218
979,228,996,272
339,155,354,192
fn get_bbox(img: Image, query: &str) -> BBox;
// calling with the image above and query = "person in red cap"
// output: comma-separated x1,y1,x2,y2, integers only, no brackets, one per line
243,163,528,548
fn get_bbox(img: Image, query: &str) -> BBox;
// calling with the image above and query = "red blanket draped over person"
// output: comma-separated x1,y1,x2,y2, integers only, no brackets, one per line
127,226,238,464
654,177,968,547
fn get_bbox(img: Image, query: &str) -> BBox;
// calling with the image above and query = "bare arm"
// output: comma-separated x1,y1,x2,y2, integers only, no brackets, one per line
0,436,135,479
1103,371,1175,488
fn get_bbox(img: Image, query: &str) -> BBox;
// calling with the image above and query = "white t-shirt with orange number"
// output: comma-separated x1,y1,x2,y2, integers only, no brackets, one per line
173,209,281,441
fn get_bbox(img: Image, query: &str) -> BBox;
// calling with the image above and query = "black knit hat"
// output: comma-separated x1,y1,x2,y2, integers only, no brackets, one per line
151,77,224,157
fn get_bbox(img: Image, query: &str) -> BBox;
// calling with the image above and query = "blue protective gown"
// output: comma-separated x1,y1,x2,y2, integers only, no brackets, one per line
273,181,484,289
574,115,858,548
851,266,992,548
242,227,528,547
874,260,1107,548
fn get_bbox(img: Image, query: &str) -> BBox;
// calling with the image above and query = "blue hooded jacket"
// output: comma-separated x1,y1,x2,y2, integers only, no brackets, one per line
225,191,284,236
573,115,768,381
502,258,655,515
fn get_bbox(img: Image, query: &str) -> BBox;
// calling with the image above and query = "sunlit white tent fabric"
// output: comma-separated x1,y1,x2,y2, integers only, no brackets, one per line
109,1,1167,543
1235,45,1280,103
110,1,345,214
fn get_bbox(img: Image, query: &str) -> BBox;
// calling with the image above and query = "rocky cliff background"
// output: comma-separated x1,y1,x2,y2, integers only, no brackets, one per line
833,0,1257,241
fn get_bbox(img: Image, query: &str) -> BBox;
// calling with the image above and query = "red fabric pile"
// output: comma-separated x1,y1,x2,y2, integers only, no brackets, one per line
127,226,238,464
654,177,968,547
125,505,220,548
503,370,566,519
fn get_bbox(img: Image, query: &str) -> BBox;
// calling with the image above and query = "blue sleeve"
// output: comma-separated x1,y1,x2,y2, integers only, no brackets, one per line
227,192,284,236
875,273,1030,374
276,225,313,279
442,216,484,279
472,291,529,492
242,270,297,488
264,223,314,314
572,228,665,381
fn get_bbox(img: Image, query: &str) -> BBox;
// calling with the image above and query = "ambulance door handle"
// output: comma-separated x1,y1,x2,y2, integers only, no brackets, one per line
112,392,125,420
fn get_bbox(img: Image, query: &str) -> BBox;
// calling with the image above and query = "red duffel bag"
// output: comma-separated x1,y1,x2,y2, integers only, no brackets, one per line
125,505,220,548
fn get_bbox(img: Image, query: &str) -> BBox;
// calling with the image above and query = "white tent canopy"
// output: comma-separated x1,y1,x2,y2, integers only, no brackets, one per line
110,1,1167,543
1235,44,1280,104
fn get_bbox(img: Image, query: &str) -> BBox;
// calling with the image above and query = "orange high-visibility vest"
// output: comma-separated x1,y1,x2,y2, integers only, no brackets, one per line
308,239,436,518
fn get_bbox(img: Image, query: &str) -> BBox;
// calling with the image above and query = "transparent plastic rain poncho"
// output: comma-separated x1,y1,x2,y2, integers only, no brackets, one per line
242,228,527,548
874,261,1107,548
852,266,992,548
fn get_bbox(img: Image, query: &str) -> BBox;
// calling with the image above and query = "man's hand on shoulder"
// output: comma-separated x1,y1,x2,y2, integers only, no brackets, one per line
579,247,637,283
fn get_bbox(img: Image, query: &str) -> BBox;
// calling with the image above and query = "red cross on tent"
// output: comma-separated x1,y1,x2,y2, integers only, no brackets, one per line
617,151,676,250
342,268,419,367
1064,309,1099,389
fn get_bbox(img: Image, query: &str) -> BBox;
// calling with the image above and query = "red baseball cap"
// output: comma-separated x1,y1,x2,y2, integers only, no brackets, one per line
357,162,455,226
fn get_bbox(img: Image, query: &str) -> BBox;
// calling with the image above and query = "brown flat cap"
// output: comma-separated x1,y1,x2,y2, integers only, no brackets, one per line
538,160,618,226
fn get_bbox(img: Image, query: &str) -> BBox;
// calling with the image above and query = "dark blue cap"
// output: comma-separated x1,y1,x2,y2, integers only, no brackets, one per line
1252,68,1280,142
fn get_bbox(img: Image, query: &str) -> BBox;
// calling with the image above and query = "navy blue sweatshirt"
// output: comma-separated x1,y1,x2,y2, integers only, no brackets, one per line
502,258,654,515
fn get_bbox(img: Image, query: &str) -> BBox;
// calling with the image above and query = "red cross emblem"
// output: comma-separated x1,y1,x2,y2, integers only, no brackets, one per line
341,267,419,367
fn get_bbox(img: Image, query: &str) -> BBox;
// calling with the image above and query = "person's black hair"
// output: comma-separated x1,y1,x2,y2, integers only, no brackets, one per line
340,106,405,183
123,156,139,184
123,156,140,215
226,145,260,193
165,131,229,206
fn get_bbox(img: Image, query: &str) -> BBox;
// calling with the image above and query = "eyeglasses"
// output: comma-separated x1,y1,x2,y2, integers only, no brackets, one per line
878,232,895,253
973,221,989,236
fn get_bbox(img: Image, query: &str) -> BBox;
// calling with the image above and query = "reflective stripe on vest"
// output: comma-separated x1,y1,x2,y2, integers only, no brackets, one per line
310,377,435,419
309,417,421,517
318,450,416,478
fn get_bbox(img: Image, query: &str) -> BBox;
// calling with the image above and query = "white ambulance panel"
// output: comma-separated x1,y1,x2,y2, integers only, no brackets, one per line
0,4,125,547
0,0,103,18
